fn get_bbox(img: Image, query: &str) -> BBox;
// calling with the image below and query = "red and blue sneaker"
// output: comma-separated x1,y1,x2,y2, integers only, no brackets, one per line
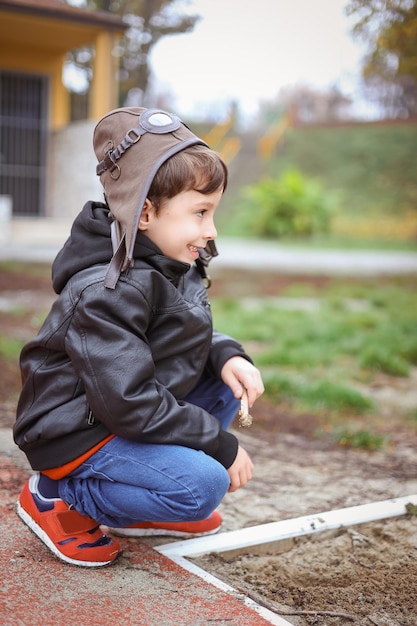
109,510,222,538
16,473,122,567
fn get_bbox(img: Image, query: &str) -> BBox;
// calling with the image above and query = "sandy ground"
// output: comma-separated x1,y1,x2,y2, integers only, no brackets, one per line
192,423,417,626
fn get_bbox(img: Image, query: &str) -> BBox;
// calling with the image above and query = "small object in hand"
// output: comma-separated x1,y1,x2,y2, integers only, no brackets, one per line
239,389,253,427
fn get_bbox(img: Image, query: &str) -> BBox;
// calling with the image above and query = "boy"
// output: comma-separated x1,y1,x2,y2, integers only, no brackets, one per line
13,108,264,567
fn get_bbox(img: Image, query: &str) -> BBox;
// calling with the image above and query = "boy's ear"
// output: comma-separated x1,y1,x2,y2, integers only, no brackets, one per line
138,199,154,231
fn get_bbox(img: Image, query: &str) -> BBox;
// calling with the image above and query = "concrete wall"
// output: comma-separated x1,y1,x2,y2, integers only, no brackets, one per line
47,119,103,220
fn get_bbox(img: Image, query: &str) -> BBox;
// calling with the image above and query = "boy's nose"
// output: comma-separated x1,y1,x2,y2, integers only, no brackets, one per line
205,219,217,241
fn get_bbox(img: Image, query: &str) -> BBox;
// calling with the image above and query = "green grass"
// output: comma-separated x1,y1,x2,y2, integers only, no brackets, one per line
260,370,374,415
324,427,388,451
211,275,417,422
273,124,417,218
0,336,25,359
0,260,51,278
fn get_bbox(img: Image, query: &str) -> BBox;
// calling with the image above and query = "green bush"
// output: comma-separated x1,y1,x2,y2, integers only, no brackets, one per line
237,169,337,238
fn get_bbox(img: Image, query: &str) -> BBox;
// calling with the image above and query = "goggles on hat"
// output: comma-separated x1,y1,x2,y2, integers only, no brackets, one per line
96,110,183,180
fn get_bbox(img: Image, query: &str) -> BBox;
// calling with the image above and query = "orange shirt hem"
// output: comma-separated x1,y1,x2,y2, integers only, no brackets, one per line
41,434,115,480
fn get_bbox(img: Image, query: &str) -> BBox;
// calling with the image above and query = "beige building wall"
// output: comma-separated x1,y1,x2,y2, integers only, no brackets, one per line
47,120,103,221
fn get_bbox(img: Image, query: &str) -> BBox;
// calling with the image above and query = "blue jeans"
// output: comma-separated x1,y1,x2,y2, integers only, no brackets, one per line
58,375,239,527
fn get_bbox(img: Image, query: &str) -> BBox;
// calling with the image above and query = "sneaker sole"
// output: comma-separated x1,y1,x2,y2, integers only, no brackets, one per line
110,525,222,538
15,500,121,567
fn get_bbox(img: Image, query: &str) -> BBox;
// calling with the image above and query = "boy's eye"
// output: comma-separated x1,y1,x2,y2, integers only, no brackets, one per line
196,209,206,217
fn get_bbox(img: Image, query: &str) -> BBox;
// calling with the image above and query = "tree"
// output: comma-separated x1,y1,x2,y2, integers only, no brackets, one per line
345,0,417,117
275,85,353,125
66,0,199,108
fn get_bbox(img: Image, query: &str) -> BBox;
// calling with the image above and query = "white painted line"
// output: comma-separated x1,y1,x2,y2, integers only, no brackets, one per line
165,553,294,626
156,494,417,558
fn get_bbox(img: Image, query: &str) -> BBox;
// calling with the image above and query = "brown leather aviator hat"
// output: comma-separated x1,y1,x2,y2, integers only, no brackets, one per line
93,107,207,288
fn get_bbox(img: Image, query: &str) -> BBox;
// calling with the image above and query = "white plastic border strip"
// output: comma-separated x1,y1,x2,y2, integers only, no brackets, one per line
155,495,417,626
157,494,417,558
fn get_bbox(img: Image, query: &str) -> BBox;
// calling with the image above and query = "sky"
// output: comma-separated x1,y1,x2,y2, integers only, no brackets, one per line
67,0,370,123
149,0,368,123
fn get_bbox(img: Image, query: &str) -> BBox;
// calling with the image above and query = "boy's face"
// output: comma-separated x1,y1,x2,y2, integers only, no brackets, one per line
139,188,222,264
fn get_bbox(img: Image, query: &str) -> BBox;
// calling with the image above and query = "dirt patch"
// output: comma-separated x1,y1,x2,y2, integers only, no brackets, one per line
191,422,417,626
194,517,417,626
1,265,417,625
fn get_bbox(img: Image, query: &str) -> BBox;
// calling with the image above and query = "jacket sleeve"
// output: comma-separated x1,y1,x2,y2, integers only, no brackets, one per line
206,329,253,378
65,280,238,468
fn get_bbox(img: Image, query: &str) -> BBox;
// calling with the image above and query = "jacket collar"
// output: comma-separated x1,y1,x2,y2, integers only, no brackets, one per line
133,232,191,287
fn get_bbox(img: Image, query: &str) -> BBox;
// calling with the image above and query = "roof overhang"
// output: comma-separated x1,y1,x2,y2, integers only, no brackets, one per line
0,0,127,53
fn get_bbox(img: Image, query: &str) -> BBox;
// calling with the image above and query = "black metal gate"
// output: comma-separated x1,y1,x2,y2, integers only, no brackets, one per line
0,70,48,216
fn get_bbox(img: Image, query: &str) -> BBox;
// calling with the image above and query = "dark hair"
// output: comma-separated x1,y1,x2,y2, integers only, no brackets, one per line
148,144,228,210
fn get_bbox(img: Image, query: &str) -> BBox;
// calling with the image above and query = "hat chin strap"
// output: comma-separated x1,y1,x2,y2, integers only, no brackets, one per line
110,217,122,254
104,222,128,289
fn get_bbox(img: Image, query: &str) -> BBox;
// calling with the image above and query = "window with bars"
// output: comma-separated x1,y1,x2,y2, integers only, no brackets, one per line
0,71,48,216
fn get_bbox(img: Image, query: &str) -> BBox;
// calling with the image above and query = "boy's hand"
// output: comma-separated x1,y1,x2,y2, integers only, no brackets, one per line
227,445,254,492
221,356,264,408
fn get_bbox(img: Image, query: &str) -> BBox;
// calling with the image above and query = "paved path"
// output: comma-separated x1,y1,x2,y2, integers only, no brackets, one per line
1,218,417,275
213,239,417,275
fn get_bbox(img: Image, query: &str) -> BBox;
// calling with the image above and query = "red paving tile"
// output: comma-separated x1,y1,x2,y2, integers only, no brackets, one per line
1,455,278,626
